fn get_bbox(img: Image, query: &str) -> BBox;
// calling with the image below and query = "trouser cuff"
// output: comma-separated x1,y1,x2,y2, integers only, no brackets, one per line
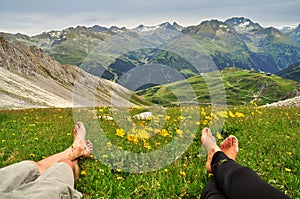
211,151,230,174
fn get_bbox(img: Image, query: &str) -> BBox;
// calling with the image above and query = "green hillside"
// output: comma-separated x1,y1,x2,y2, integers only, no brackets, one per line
137,68,300,106
277,61,300,82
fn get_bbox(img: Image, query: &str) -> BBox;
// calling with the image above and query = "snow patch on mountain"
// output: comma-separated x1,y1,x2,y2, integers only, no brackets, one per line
134,24,161,32
239,21,250,27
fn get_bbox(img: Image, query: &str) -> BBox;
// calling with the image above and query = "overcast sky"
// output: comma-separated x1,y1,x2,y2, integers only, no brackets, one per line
0,0,299,35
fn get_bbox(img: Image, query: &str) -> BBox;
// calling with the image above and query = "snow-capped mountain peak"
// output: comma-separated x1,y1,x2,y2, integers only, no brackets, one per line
225,17,263,34
134,24,160,32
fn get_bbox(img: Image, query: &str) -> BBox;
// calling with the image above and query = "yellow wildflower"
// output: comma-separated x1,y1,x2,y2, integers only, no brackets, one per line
102,154,108,158
116,168,122,172
116,128,125,137
216,132,223,140
251,102,257,107
217,111,228,118
176,129,183,138
228,111,235,118
144,142,152,150
201,107,206,116
160,129,170,137
127,134,138,144
202,120,209,125
211,113,219,120
235,112,244,117
180,171,186,177
284,168,292,172
81,170,87,176
256,110,262,115
205,115,211,120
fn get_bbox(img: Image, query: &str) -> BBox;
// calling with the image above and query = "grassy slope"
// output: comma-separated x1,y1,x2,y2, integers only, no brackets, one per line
277,62,300,82
137,68,300,106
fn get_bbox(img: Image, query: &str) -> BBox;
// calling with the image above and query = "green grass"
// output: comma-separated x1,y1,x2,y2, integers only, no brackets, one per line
0,106,299,198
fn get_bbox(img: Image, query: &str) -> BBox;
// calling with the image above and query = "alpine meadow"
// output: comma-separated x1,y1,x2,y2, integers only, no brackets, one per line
1,16,300,199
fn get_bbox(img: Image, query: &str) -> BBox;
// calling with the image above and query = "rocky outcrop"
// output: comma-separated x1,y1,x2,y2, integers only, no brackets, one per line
264,96,300,107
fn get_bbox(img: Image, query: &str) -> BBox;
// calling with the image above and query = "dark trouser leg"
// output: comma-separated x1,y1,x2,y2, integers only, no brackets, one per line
201,177,227,199
211,151,290,199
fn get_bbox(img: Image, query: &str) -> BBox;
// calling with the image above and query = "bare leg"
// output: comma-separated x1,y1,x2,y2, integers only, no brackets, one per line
73,159,80,181
34,122,92,174
220,136,239,160
201,127,221,173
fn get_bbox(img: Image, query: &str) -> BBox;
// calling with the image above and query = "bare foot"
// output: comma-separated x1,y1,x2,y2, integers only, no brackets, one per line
85,140,93,157
73,121,93,158
220,136,239,160
201,127,221,173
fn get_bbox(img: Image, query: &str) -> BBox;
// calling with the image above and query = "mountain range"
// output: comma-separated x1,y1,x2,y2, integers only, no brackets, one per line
0,35,299,109
1,17,300,86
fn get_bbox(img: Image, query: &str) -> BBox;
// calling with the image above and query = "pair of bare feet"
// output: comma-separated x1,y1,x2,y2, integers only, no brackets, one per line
65,125,236,176
201,127,239,173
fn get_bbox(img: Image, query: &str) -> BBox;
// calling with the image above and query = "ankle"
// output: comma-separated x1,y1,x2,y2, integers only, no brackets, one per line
209,145,221,155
